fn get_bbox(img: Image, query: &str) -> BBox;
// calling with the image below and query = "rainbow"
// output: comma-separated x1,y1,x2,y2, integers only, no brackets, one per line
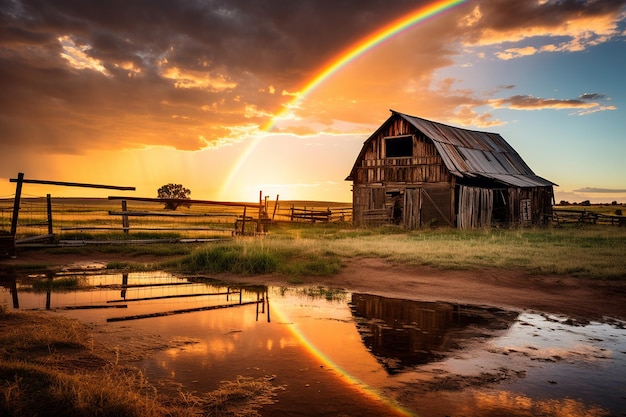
263,0,466,131
219,0,466,198
271,301,417,417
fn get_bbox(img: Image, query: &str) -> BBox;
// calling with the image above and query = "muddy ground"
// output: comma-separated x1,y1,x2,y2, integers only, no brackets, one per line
2,249,625,320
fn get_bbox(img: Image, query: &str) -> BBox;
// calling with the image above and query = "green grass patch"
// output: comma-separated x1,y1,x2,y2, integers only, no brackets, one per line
105,261,154,271
278,255,343,276
170,239,344,277
31,276,84,292
173,243,278,274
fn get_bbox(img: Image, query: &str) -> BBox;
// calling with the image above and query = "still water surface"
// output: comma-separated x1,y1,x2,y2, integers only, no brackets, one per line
1,270,624,416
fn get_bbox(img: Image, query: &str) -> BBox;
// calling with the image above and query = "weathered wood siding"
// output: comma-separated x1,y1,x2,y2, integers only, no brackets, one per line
353,117,451,185
350,113,554,229
352,116,454,229
508,186,553,225
457,186,493,229
352,184,453,228
420,184,454,227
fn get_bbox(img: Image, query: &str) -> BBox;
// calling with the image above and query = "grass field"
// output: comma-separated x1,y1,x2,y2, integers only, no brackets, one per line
2,198,625,280
170,222,626,279
0,197,353,241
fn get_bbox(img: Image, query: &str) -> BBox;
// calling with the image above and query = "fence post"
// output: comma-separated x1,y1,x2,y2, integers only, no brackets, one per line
272,195,279,220
10,173,23,238
121,200,129,234
241,206,247,235
258,191,263,234
8,172,24,257
46,194,53,241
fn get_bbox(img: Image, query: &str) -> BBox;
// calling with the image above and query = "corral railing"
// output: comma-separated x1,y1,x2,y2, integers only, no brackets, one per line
107,196,264,236
1,196,265,246
1,196,354,248
269,202,352,223
553,209,625,226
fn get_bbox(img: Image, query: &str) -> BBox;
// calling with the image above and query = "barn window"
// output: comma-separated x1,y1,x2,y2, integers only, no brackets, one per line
384,135,413,158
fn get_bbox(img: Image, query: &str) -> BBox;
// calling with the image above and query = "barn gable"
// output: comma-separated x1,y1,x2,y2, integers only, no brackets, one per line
347,110,556,229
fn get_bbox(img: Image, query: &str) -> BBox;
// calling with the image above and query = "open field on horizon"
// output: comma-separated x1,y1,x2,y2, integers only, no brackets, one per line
2,198,625,282
0,197,354,241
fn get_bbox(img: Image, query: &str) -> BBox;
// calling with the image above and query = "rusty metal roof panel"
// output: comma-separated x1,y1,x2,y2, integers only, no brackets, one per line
438,143,470,175
394,111,554,187
484,173,556,188
347,111,556,187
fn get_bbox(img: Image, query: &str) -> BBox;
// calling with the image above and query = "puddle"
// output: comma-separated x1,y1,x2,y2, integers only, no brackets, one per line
1,272,624,416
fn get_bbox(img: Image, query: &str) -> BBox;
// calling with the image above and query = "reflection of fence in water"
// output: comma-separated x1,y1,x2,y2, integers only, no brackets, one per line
4,272,269,323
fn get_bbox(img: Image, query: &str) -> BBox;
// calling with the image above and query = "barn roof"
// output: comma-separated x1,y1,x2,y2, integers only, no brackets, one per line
348,110,556,188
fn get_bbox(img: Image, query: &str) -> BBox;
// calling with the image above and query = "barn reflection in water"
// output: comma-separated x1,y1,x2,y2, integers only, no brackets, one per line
349,293,518,373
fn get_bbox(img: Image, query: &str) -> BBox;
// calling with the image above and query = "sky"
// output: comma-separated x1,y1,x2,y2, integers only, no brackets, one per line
1,0,625,204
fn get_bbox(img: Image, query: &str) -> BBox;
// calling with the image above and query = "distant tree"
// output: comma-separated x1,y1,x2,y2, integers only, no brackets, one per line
580,200,591,206
157,183,191,210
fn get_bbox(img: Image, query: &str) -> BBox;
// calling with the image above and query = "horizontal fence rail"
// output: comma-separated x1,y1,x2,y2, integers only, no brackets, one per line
1,197,265,244
553,209,625,226
1,195,354,248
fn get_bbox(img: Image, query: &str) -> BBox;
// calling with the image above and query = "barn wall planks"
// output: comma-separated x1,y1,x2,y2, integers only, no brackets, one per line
349,112,555,229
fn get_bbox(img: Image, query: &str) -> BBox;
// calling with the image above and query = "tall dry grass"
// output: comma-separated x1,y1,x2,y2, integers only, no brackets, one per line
0,311,283,417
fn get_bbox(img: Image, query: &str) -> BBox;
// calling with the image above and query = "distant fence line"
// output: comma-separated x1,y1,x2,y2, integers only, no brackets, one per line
272,206,352,223
0,194,354,251
6,200,626,248
552,209,625,226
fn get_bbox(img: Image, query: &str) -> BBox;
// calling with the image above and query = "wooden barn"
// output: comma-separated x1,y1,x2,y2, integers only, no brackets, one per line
347,110,556,229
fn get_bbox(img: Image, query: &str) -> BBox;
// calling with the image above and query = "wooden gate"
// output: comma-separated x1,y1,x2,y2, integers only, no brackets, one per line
457,186,493,229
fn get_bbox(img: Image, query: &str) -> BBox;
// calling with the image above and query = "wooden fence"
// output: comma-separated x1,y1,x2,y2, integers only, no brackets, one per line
269,203,352,223
3,196,266,244
1,197,352,252
553,209,625,226
1,173,272,250
106,196,265,236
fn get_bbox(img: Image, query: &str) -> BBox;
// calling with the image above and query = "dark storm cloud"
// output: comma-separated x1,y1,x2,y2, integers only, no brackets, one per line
1,0,624,154
463,0,626,38
0,0,431,152
491,94,606,110
579,93,607,101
